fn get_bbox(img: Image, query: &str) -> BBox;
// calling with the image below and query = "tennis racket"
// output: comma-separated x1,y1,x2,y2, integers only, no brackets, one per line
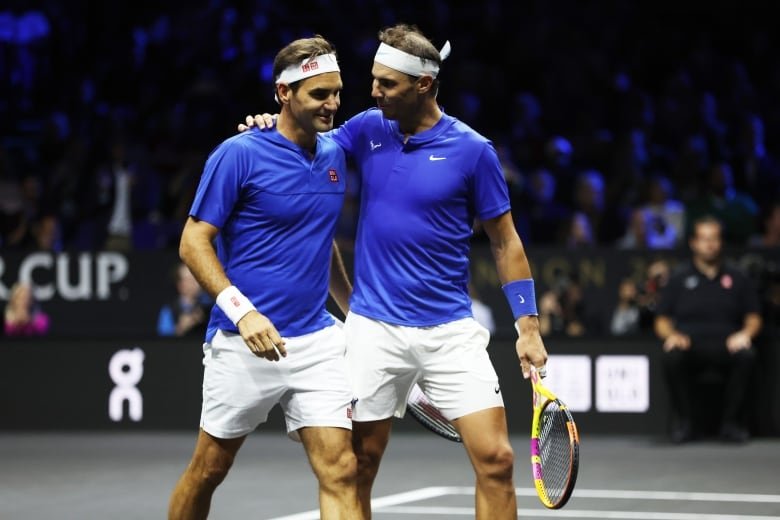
529,366,579,509
406,383,462,442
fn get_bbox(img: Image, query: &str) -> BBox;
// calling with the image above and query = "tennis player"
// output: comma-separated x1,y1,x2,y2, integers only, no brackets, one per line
241,24,548,519
168,36,363,519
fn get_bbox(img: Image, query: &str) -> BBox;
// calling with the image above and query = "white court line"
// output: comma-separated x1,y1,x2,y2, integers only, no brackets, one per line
378,506,780,520
426,486,780,504
267,487,452,520
267,487,780,520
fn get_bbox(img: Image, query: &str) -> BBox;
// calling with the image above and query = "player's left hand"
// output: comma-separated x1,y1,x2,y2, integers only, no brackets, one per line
516,315,548,379
237,113,277,132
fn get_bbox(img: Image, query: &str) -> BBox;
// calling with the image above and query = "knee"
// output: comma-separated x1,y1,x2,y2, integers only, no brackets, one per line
354,447,381,481
189,452,234,490
318,449,358,489
474,443,515,482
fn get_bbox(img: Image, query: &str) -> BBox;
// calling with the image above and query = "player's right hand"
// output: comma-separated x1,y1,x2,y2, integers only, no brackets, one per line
237,311,287,361
237,113,277,132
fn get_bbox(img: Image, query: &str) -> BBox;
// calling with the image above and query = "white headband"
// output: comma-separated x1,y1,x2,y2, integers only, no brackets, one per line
275,53,340,85
374,41,451,78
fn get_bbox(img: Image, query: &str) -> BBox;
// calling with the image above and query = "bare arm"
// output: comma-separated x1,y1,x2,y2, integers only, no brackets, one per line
328,240,352,318
482,211,548,378
179,216,286,360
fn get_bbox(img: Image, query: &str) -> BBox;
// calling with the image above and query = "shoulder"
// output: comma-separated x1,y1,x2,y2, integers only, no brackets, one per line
342,108,385,129
445,114,491,146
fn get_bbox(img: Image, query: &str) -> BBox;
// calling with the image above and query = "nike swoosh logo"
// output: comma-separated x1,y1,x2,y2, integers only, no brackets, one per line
370,141,382,151
429,155,446,161
494,386,501,394
517,295,525,304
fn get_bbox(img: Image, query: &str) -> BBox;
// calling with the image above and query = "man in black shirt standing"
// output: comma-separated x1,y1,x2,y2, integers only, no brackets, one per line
655,216,762,443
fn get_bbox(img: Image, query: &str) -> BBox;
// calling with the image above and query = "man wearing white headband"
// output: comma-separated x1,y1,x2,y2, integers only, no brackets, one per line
240,23,548,520
170,36,363,520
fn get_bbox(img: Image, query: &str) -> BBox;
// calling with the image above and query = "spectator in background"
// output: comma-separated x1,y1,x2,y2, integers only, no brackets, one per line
560,211,596,249
157,262,213,338
654,216,762,444
636,258,672,332
610,278,641,336
686,161,758,245
520,168,569,245
616,208,651,249
538,270,587,337
641,174,685,248
4,282,50,337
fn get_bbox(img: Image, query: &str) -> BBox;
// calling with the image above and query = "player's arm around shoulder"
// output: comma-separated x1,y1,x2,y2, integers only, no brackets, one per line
482,211,548,379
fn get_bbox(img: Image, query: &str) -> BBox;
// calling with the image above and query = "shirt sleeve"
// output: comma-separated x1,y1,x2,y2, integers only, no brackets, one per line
329,111,369,157
188,139,248,229
471,141,511,221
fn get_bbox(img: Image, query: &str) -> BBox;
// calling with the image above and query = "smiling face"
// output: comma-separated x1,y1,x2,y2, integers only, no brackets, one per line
279,71,342,135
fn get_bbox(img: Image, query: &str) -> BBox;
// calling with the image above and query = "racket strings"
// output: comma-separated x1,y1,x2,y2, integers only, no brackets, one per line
407,389,461,441
538,401,574,503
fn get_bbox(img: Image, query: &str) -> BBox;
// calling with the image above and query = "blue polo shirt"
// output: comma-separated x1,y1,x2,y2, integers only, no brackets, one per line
190,128,347,341
330,108,510,326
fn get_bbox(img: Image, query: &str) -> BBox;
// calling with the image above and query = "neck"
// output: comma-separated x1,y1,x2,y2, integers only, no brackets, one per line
277,112,316,152
397,100,441,136
694,257,719,278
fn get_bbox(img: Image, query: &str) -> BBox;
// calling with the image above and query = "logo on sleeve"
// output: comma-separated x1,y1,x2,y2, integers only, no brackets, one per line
328,169,339,182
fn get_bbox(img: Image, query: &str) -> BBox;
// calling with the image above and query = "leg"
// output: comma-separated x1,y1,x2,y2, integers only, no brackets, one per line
661,348,693,442
168,429,246,520
351,419,393,519
299,426,362,519
455,407,517,520
720,348,756,441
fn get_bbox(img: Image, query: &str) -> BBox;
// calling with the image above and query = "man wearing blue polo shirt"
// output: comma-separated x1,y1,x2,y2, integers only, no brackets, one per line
241,24,548,520
168,36,362,520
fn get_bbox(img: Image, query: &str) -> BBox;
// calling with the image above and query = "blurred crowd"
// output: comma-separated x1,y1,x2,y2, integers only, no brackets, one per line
1,1,779,252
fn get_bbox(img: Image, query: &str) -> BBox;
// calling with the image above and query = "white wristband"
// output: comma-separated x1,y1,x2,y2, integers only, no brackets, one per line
216,285,256,326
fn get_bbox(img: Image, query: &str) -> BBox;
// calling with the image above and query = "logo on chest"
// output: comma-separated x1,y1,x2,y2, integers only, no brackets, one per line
328,168,339,182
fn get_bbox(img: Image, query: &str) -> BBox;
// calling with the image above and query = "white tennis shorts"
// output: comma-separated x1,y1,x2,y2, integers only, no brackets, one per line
344,312,504,422
200,323,353,440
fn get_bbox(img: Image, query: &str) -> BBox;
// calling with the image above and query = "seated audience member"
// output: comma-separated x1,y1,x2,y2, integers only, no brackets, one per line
4,282,50,337
156,262,213,338
610,278,641,335
654,216,762,444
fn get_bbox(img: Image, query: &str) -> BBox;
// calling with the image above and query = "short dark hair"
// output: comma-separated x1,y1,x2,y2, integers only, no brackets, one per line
691,215,722,238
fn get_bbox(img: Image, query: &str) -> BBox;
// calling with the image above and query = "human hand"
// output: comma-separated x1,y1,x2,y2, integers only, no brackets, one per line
237,113,278,132
237,311,287,361
726,331,751,353
515,316,548,379
662,332,691,352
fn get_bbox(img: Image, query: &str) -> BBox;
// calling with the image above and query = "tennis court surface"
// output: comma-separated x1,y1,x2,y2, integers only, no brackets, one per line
1,432,778,519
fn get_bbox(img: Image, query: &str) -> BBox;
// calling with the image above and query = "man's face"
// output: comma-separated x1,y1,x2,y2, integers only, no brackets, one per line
285,72,342,134
370,62,419,120
690,222,722,264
